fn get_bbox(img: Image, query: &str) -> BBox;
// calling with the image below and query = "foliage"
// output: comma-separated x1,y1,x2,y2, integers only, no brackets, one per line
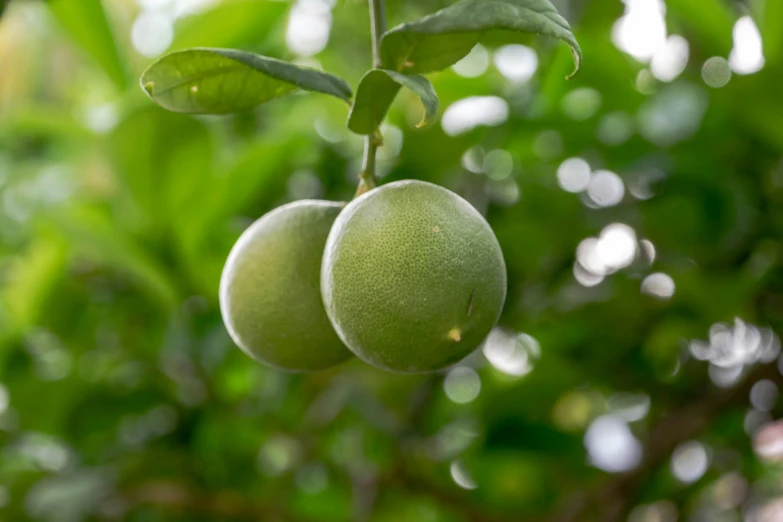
0,0,782,521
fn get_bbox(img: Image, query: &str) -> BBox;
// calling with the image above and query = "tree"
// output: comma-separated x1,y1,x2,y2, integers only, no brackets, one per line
0,0,782,521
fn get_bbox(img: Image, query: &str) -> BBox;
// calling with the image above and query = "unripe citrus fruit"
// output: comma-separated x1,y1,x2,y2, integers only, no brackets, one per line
220,200,352,371
321,180,507,373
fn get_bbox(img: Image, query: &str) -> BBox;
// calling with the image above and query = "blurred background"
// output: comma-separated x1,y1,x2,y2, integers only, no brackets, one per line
1,0,783,520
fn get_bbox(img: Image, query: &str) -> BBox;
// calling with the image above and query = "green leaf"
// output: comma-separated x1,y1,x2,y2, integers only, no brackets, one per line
108,106,214,232
181,137,309,295
49,206,179,311
171,0,288,51
755,0,783,65
381,0,581,78
347,69,439,135
140,48,352,114
48,0,127,89
666,0,733,56
0,237,67,339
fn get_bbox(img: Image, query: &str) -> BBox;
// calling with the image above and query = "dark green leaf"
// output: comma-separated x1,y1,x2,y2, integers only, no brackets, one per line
381,0,581,78
140,48,352,114
48,0,127,88
347,69,439,135
49,205,179,311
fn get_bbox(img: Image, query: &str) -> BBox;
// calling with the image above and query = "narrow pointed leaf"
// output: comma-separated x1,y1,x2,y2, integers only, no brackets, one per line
348,69,438,135
140,48,352,114
48,0,127,89
381,0,581,78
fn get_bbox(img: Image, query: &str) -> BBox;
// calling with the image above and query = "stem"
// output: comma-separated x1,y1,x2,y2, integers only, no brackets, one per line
369,0,386,68
356,0,387,197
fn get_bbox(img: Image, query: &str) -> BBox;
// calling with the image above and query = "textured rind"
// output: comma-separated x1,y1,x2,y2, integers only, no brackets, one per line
322,180,507,373
219,200,352,372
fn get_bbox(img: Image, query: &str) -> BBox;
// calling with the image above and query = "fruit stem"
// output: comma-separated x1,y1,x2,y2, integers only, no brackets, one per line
369,0,385,68
356,0,387,198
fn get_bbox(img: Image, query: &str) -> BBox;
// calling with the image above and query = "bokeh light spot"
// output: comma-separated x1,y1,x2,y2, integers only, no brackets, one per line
607,392,651,422
650,35,689,82
729,16,765,75
670,440,708,484
702,57,731,88
750,379,778,412
441,96,509,136
596,223,637,270
0,383,9,415
585,415,642,473
493,44,538,83
483,149,513,180
638,83,708,147
131,12,174,57
597,112,634,146
483,328,539,377
753,420,783,461
286,1,333,57
450,460,477,489
612,0,667,62
287,170,324,200
562,88,602,121
444,367,481,404
557,157,591,193
258,436,302,476
452,44,489,78
641,272,675,299
587,170,625,207
628,501,678,522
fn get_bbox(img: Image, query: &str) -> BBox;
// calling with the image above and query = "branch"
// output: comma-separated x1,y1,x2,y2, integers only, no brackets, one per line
385,362,780,522
554,361,783,522
117,480,303,522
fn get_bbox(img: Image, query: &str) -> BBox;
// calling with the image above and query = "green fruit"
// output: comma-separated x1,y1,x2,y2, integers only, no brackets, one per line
220,200,352,372
321,180,507,373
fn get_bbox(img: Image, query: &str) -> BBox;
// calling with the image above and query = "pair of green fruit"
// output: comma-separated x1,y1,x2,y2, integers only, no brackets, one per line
219,180,507,373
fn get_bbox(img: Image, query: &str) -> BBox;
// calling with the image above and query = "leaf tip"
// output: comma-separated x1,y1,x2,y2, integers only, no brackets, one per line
142,81,155,96
565,47,582,80
415,118,433,130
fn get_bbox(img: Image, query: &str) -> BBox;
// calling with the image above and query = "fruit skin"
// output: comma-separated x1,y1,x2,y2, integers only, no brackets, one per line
219,200,352,372
321,180,507,373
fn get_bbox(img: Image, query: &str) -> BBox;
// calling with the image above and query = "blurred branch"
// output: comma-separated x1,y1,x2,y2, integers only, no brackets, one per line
351,472,379,522
389,374,535,522
554,361,783,522
119,480,304,522
120,363,780,522
386,460,524,522
386,363,782,522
